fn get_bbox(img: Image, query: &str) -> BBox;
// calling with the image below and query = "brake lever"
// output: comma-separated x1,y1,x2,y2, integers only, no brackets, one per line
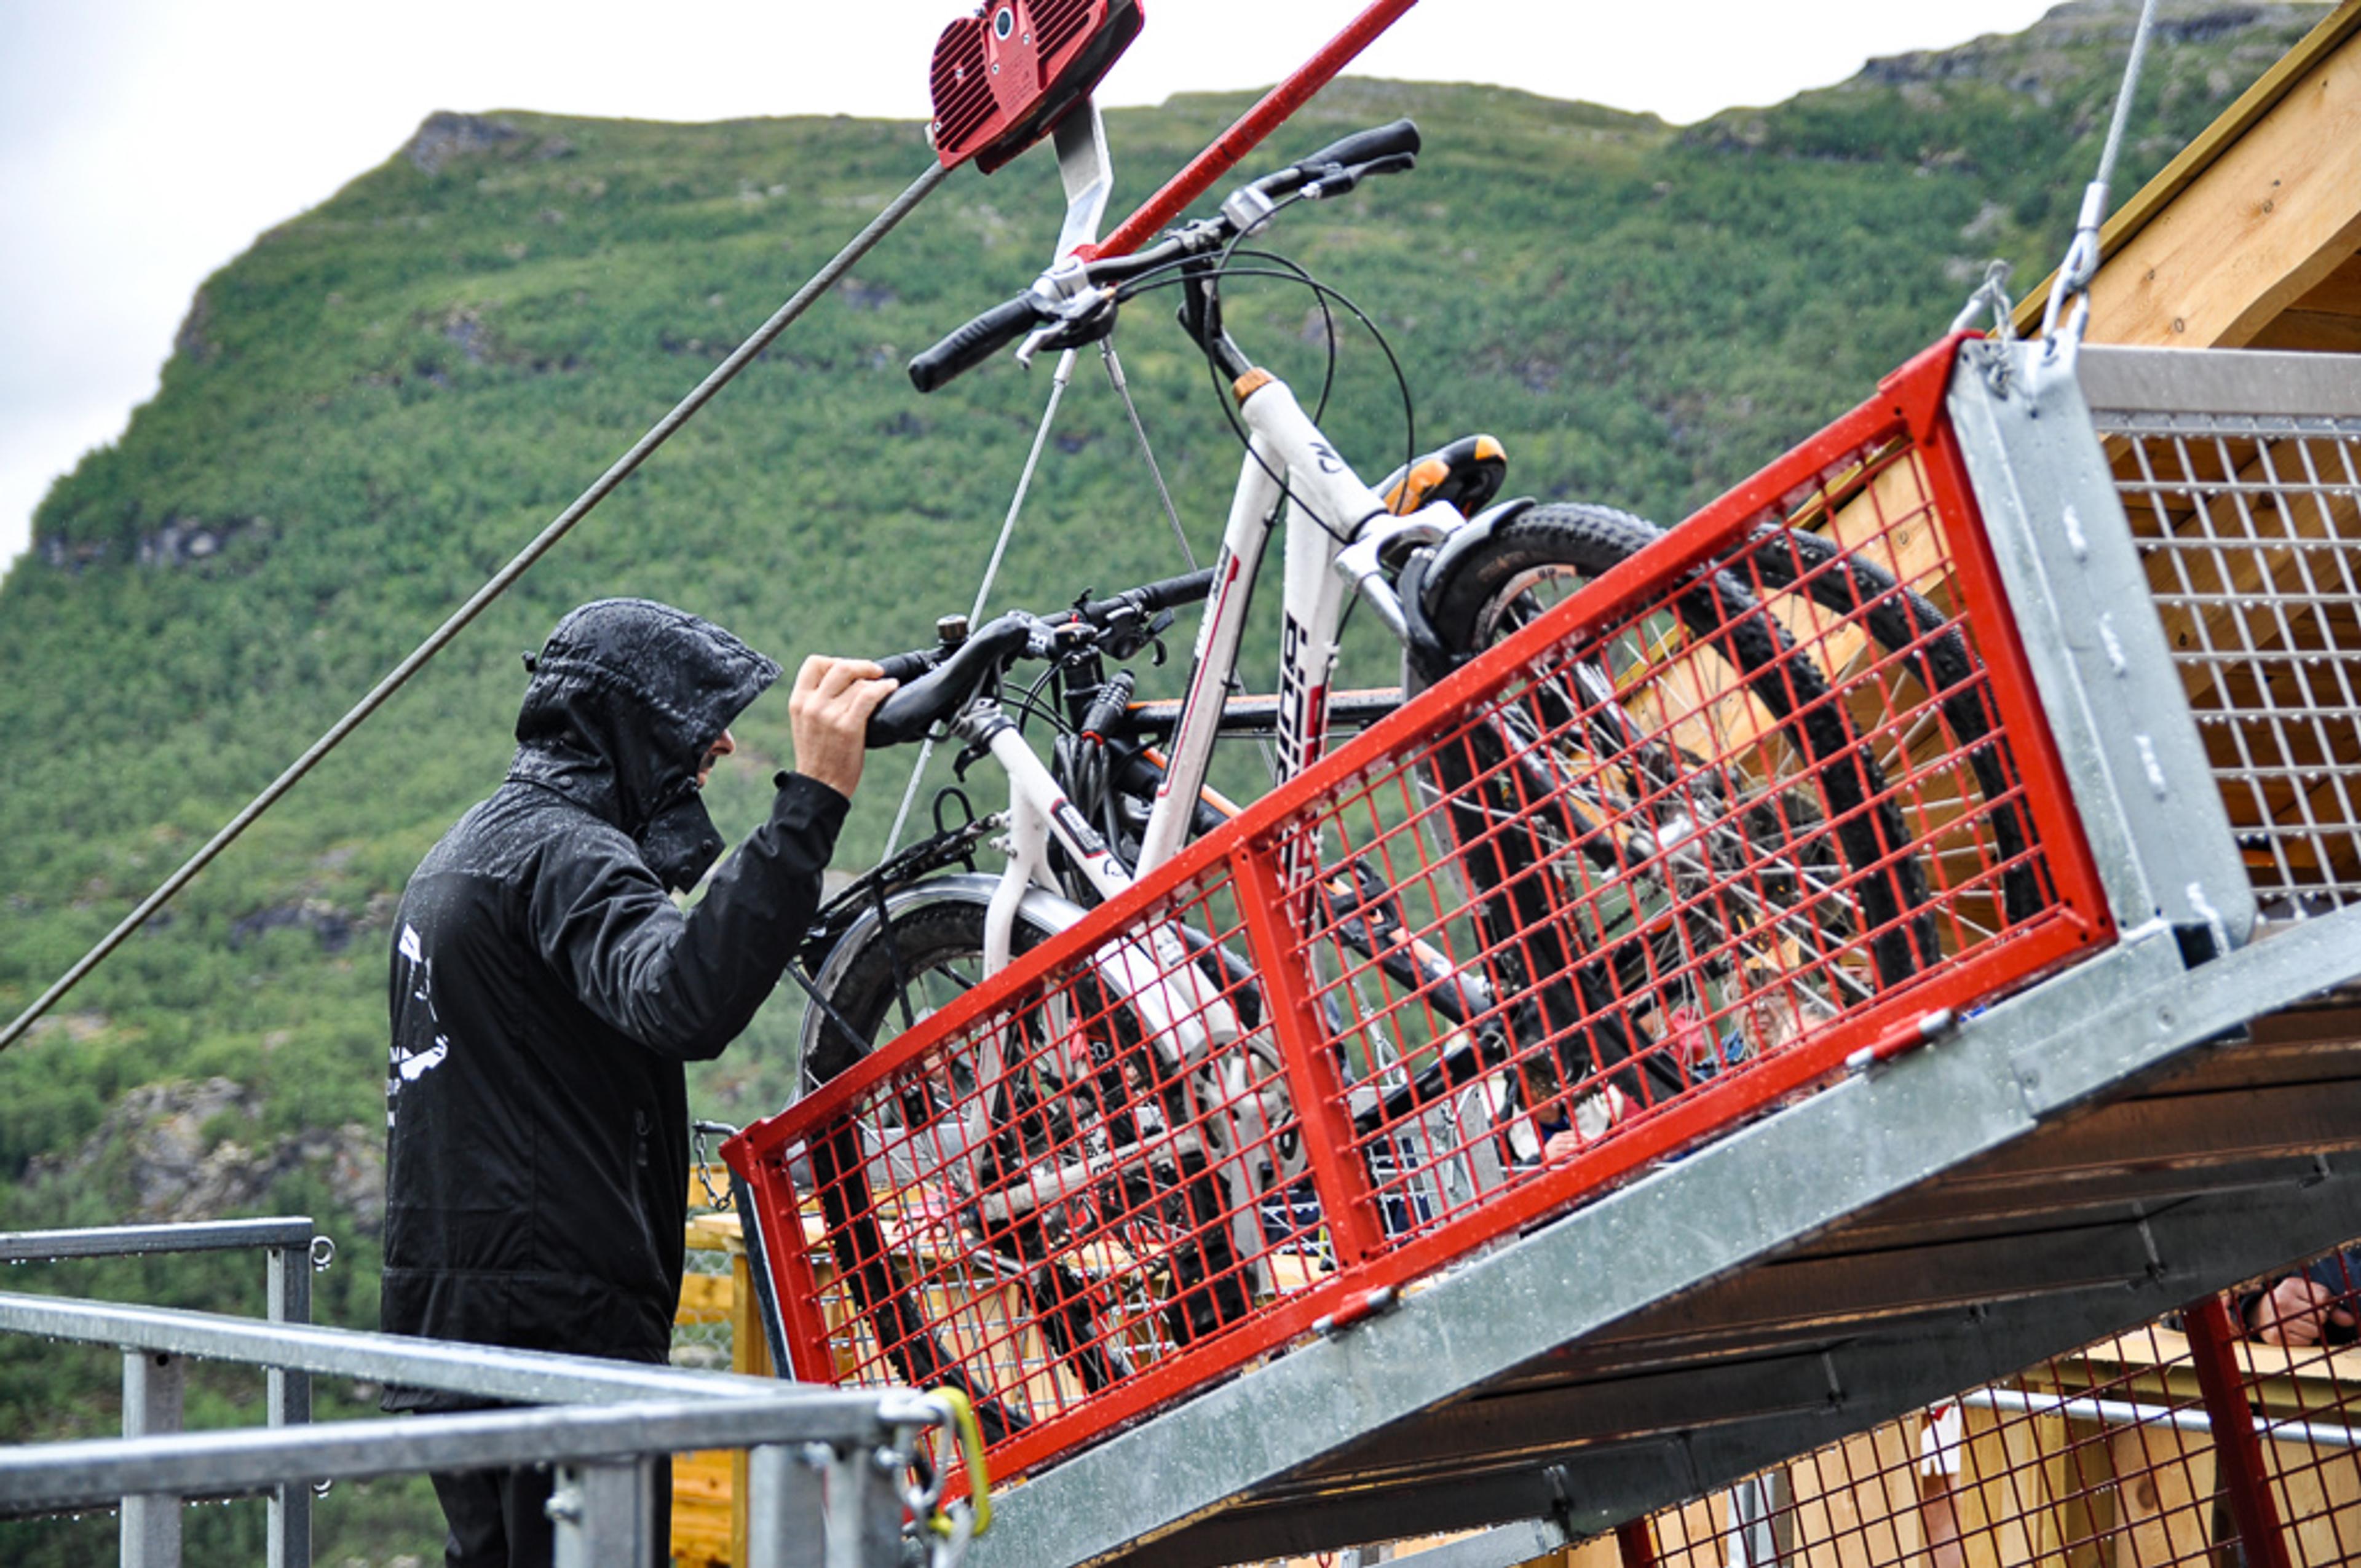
1014,286,1119,368
1303,151,1418,201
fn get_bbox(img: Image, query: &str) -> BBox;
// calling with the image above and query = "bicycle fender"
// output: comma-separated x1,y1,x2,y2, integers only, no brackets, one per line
1404,496,1539,680
1419,494,1540,601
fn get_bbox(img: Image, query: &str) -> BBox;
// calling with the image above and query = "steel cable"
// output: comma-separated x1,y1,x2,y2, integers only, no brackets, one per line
2038,0,2161,348
0,160,952,1055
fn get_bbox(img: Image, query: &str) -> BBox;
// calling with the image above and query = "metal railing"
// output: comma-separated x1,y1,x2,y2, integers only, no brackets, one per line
0,1275,957,1567
0,1216,328,1566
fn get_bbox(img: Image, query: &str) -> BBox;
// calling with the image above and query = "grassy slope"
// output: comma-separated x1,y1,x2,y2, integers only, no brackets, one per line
0,4,2327,1558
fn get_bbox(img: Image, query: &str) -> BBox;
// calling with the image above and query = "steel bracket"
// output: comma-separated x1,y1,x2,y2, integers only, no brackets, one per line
1947,337,2256,948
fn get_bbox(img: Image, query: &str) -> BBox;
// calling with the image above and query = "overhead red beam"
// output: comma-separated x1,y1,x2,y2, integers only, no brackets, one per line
1082,0,1421,259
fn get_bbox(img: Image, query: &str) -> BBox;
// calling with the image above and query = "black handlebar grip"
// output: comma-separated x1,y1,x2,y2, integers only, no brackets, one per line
1136,566,1218,615
908,293,1054,394
874,649,939,686
1297,119,1421,176
864,684,939,750
1067,566,1218,628
863,613,1037,748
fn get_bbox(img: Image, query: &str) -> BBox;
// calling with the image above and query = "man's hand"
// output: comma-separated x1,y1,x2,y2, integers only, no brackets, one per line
2250,1276,2355,1347
789,657,896,801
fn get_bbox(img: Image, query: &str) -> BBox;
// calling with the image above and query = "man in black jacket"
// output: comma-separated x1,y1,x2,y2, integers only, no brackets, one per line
381,597,892,1567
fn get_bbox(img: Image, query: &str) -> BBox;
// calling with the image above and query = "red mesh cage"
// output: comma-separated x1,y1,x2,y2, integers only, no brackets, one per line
726,338,2119,1481
1637,1247,2361,1568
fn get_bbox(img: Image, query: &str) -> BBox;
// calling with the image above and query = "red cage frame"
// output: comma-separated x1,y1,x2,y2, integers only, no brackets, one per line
726,336,2118,1484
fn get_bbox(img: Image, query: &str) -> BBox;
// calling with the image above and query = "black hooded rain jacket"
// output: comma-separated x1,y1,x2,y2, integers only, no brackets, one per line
381,599,844,1396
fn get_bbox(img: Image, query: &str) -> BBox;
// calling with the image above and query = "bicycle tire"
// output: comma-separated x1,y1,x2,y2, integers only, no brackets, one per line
1409,502,1939,1112
1745,528,2045,925
804,891,1253,1419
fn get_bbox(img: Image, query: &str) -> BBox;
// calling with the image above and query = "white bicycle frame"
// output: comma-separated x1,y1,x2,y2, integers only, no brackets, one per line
966,370,1469,976
935,369,1470,1283
869,106,1487,1277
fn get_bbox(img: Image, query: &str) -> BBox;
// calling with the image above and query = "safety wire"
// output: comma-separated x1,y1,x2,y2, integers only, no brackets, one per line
1101,341,1196,571
2036,0,2162,354
882,347,1080,858
0,161,954,1056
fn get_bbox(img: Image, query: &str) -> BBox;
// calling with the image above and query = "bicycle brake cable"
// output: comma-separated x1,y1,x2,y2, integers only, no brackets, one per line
1122,257,1419,546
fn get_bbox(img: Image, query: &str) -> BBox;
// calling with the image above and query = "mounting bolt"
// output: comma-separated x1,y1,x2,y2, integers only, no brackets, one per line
544,1484,582,1524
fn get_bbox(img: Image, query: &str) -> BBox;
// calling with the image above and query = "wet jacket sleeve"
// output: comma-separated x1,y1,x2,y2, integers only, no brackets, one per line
527,774,850,1060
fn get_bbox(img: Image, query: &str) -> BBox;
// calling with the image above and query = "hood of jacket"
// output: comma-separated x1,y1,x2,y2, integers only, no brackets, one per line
509,598,781,891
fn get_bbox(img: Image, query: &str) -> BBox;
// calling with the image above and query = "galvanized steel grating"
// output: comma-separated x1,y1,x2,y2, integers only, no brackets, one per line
2089,405,2361,927
1635,1238,2361,1568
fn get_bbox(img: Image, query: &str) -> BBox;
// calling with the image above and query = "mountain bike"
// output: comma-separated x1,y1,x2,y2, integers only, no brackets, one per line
762,119,2039,1436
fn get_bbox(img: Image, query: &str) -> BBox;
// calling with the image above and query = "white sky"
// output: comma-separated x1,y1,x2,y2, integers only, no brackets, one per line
0,0,2066,571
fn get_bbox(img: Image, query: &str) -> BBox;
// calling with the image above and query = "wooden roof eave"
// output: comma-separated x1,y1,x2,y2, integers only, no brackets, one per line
2010,0,2361,339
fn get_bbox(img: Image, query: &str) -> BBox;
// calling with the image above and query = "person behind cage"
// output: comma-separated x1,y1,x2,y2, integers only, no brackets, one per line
2240,1245,2361,1348
379,597,893,1568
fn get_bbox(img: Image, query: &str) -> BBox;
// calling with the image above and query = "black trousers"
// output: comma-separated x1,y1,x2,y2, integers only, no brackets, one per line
430,1457,671,1567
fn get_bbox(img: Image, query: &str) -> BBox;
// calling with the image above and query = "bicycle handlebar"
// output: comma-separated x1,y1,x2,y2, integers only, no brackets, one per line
866,612,1040,749
1054,566,1218,628
863,567,1218,748
908,119,1420,394
908,293,1058,395
1265,118,1421,199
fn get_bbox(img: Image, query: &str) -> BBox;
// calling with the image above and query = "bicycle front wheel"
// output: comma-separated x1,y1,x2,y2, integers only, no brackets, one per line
803,887,1254,1416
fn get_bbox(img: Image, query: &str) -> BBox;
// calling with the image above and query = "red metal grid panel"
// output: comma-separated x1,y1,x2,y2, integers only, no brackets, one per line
1638,1248,2361,1568
726,337,2118,1482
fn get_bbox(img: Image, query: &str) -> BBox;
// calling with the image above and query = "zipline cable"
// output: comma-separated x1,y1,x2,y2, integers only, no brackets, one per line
0,160,952,1056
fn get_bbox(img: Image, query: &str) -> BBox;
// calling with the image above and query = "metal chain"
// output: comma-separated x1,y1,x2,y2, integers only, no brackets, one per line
690,1120,738,1211
0,160,954,1055
2038,0,2162,353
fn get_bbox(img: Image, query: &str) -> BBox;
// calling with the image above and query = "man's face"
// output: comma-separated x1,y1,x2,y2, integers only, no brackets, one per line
697,729,736,789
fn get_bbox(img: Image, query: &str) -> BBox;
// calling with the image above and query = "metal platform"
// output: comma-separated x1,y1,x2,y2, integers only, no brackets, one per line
964,344,2361,1568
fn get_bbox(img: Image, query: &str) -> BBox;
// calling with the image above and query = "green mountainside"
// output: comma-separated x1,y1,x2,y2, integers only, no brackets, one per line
0,2,2330,1558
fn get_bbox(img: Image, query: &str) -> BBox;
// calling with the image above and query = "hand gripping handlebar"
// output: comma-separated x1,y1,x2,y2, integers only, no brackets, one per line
908,119,1422,394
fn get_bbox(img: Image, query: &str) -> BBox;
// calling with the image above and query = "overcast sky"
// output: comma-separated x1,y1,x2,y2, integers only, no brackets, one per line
0,0,2067,571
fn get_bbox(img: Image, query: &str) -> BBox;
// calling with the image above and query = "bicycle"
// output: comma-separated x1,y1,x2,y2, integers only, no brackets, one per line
760,118,2040,1438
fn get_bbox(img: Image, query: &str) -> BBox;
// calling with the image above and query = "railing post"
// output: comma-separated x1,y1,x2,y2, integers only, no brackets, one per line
1230,840,1388,1265
745,1444,826,1568
2184,1294,2296,1568
266,1240,313,1568
549,1457,652,1568
121,1349,185,1568
823,1439,902,1568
